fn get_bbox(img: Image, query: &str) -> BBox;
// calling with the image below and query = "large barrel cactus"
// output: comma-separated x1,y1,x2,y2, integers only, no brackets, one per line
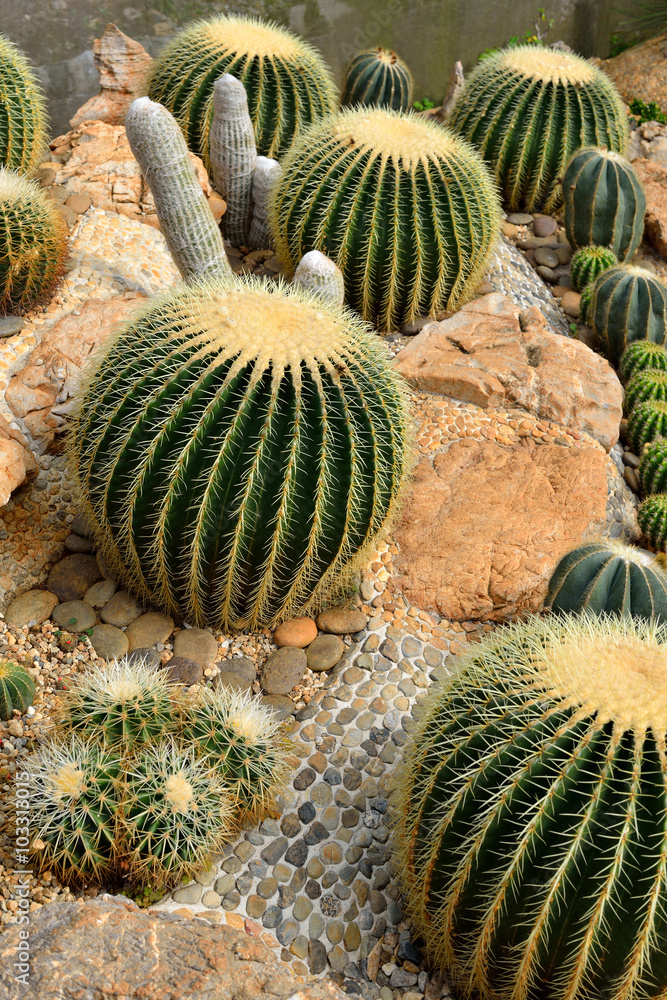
147,15,337,163
0,34,47,175
68,275,411,631
562,147,646,262
448,46,629,213
396,613,667,1000
271,107,501,331
588,265,667,367
342,47,413,111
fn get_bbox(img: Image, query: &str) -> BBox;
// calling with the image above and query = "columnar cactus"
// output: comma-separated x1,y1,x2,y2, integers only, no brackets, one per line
0,34,48,174
342,48,413,111
292,250,345,307
569,245,617,292
448,46,629,212
563,147,646,261
544,539,667,621
207,74,257,248
620,340,667,383
638,493,667,550
0,169,68,314
247,156,281,250
588,265,667,367
579,282,594,324
271,107,502,330
639,438,667,495
68,274,411,631
627,399,667,453
624,369,667,413
0,660,35,720
396,613,667,1000
147,15,337,162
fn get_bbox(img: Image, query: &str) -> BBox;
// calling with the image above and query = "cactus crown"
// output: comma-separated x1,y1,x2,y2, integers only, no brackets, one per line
620,340,667,383
497,45,595,83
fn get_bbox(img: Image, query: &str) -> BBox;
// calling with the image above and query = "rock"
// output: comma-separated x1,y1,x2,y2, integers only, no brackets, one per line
0,317,23,338
390,434,608,621
96,550,116,580
261,647,307,695
213,670,252,693
501,221,518,238
172,627,218,666
51,600,97,631
164,655,203,686
533,246,559,268
273,617,318,648
63,533,95,553
89,623,129,660
127,647,162,669
208,194,227,221
125,612,175,651
261,694,296,720
306,634,345,672
316,609,369,635
598,34,667,109
0,896,348,1000
532,215,558,237
64,193,92,214
0,415,36,506
561,291,581,319
507,213,533,225
100,590,143,627
71,511,94,538
218,655,256,683
632,159,667,259
83,578,117,607
47,554,102,602
4,589,58,627
392,293,623,451
69,24,153,129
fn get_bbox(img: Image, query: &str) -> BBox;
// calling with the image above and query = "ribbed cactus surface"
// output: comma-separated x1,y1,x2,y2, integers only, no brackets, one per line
342,48,413,111
292,250,345,307
207,74,257,248
247,156,281,250
271,107,501,331
563,147,646,261
449,46,629,212
620,341,667,383
628,399,667,454
638,493,667,550
147,15,337,162
396,613,667,1000
625,369,667,413
69,275,411,630
579,282,594,325
0,660,34,720
588,265,667,367
639,438,667,496
0,34,47,175
569,245,617,292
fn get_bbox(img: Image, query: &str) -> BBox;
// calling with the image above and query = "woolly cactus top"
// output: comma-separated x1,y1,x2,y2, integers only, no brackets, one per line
496,44,597,84
329,107,462,167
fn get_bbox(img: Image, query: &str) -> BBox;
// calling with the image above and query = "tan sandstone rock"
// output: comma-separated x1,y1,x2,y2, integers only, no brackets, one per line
69,24,153,129
0,415,36,506
390,435,608,622
392,293,622,450
632,158,667,259
598,34,667,109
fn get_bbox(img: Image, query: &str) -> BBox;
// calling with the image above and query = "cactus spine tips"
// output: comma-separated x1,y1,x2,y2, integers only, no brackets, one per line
293,250,345,307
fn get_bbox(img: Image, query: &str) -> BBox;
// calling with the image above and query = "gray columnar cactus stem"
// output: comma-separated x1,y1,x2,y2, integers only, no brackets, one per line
292,250,345,307
209,74,257,249
247,156,282,250
125,97,230,282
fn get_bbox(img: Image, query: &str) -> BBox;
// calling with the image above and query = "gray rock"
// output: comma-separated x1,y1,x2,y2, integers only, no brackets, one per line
532,215,558,237
96,550,116,580
171,882,202,904
507,212,533,225
533,246,559,268
83,578,117,608
213,670,252,693
164,655,203,686
173,627,218,666
63,533,95,553
316,609,368,635
260,694,295,720
127,647,162,669
261,647,307,695
100,591,144,627
219,655,256,682
70,511,95,538
89,624,129,661
125,612,174,651
536,265,557,283
51,600,97,631
4,589,58,628
47,554,102,602
307,634,345,672
0,316,23,338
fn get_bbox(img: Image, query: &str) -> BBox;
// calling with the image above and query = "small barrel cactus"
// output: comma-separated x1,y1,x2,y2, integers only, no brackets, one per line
271,107,502,331
638,493,667,550
292,250,345,307
639,437,667,496
147,15,337,162
0,660,35,720
247,156,281,251
0,169,68,315
569,245,617,292
69,274,411,631
0,34,47,174
562,147,646,261
207,74,257,249
627,399,667,453
342,47,413,111
588,265,667,367
396,613,667,1000
545,539,667,622
620,340,667,383
624,369,667,413
448,46,628,213
579,282,594,325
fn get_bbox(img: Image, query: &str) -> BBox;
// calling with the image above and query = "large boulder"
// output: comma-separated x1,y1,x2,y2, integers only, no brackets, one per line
392,293,622,451
0,896,347,1000
0,415,37,506
597,33,667,109
632,157,667,259
69,24,153,129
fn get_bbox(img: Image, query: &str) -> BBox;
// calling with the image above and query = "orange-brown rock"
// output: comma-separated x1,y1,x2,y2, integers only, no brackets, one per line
69,24,153,129
273,616,318,648
597,33,667,108
0,415,36,506
392,293,622,450
632,157,667,259
390,435,608,622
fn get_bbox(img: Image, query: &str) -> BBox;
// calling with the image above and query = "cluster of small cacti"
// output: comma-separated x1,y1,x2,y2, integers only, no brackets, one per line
342,47,413,111
620,340,667,383
586,264,667,366
569,245,617,292
624,369,667,412
0,34,48,174
0,659,35,720
638,493,667,550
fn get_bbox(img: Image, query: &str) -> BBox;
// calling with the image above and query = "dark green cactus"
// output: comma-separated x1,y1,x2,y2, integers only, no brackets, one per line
639,438,667,496
620,340,667,384
563,147,646,261
396,613,667,1000
588,265,667,367
625,369,667,413
0,660,35,720
342,47,413,111
146,15,337,163
271,106,501,331
544,539,667,621
68,274,411,631
579,282,594,325
0,34,48,175
448,46,629,213
638,493,667,550
627,399,667,453
569,245,617,292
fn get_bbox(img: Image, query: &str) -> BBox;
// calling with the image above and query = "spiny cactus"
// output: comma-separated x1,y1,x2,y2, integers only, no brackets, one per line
27,736,123,884
625,369,667,413
0,660,34,720
292,250,345,307
69,274,411,631
627,399,667,453
342,47,413,112
579,282,594,325
569,245,617,292
125,98,229,284
61,656,177,750
120,739,233,888
588,265,667,367
620,340,667,383
639,437,667,496
638,493,667,550
448,46,629,212
207,74,256,249
183,686,292,815
271,107,501,331
544,539,667,621
247,156,281,251
0,34,48,175
147,15,337,162
396,613,667,1000
0,169,68,315
562,147,646,262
